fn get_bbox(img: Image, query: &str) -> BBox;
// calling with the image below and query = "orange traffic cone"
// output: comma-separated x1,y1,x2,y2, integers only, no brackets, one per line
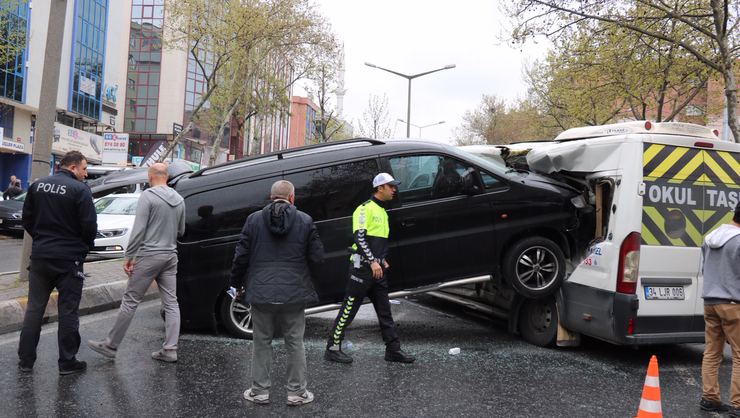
635,355,662,418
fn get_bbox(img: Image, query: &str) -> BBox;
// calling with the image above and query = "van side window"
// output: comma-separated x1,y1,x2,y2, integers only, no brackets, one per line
286,159,378,222
480,171,501,189
389,155,474,203
183,177,277,242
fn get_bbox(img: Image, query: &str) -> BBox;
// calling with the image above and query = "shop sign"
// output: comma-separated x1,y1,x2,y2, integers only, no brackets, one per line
52,122,102,162
102,133,129,165
0,127,26,153
1,138,25,152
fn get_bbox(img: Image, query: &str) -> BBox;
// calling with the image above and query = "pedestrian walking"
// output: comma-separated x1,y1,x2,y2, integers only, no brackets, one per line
699,205,740,416
229,180,324,406
3,175,22,200
87,163,185,363
324,173,415,364
18,151,97,375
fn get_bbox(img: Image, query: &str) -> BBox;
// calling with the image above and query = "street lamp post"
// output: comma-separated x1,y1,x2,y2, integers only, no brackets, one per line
366,62,455,138
397,119,445,138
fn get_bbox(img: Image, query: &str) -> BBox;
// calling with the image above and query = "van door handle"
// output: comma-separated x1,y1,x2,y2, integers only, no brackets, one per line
401,218,417,227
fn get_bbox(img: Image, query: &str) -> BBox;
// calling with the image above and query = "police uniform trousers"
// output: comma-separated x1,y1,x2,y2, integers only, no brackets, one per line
328,264,400,351
18,259,84,368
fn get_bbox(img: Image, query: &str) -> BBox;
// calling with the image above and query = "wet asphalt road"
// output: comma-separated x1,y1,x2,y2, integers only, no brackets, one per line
0,295,731,418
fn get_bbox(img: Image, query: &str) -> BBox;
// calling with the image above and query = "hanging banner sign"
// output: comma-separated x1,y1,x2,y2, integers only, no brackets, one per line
102,133,129,165
52,122,103,162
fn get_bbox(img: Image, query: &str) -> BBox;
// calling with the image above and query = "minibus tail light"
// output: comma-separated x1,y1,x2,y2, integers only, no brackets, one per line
616,232,641,294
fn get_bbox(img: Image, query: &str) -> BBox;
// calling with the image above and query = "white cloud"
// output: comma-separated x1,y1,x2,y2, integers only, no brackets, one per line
304,0,550,142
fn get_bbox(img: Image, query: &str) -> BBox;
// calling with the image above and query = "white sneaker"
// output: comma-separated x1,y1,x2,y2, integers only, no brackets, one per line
287,390,314,406
151,349,177,363
243,389,269,405
87,340,117,359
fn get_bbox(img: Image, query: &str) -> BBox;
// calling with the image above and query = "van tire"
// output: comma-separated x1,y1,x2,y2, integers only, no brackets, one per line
519,297,557,347
219,294,254,339
503,237,565,299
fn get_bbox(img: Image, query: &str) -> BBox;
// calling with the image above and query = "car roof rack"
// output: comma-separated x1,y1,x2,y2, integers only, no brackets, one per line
192,138,385,177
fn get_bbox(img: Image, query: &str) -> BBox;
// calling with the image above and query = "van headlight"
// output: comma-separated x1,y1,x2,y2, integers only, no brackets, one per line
570,195,587,208
97,228,128,238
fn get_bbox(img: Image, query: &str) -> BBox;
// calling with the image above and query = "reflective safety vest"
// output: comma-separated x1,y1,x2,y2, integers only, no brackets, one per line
350,198,389,262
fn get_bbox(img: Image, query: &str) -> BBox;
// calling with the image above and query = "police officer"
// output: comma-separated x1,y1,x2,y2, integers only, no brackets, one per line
18,150,97,375
324,173,415,364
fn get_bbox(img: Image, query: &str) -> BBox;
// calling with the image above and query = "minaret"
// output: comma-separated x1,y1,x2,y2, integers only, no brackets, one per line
335,44,346,117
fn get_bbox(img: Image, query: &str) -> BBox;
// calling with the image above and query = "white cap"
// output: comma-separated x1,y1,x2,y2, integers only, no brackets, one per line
372,172,400,188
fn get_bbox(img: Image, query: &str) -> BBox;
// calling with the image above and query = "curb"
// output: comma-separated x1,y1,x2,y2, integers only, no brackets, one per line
0,280,159,335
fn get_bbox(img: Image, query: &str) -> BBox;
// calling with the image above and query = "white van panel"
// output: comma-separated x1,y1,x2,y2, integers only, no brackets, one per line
637,245,702,317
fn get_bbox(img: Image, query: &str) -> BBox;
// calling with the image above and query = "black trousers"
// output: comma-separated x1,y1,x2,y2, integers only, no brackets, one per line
328,264,400,351
18,259,84,368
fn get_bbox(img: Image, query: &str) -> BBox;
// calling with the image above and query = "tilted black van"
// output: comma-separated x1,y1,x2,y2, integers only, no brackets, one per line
168,138,592,344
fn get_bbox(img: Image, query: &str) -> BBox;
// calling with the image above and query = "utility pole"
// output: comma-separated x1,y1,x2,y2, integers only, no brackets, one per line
20,0,68,280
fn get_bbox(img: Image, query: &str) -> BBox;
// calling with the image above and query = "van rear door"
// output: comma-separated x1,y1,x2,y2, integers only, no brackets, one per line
637,142,738,334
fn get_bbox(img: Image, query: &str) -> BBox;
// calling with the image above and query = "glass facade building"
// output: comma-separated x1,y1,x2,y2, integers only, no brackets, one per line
124,0,164,133
69,0,108,120
0,1,29,103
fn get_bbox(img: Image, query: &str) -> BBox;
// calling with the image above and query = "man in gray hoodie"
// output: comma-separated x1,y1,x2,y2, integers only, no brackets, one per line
700,205,740,416
87,163,186,363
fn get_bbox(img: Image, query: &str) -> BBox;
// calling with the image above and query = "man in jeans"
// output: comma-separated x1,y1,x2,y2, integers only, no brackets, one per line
87,163,185,363
18,151,97,375
229,180,324,406
700,205,740,415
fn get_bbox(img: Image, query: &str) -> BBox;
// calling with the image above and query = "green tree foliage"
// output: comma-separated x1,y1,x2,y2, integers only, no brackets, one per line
304,42,351,143
0,0,28,78
161,0,335,164
524,12,710,129
503,0,740,142
454,95,559,145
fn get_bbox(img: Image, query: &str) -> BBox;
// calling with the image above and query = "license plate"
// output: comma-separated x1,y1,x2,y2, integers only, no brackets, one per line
644,286,685,300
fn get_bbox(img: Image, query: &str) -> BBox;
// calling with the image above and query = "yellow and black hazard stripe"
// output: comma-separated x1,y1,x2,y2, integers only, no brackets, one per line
641,143,739,247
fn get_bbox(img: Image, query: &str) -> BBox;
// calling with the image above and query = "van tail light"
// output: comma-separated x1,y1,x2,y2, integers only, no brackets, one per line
627,318,635,335
617,232,641,294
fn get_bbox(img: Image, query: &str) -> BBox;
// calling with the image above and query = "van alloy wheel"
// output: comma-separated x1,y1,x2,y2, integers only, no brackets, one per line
219,294,254,339
516,246,559,290
503,237,565,299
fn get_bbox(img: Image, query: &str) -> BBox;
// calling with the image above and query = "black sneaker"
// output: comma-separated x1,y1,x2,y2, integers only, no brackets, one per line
385,349,415,363
700,398,730,413
324,348,353,364
59,360,87,376
18,361,33,373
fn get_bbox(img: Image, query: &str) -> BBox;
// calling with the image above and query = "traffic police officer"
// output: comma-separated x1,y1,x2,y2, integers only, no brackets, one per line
324,173,415,364
18,150,97,375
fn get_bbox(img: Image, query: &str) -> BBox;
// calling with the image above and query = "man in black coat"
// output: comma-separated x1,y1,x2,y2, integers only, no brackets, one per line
18,151,97,375
229,180,324,407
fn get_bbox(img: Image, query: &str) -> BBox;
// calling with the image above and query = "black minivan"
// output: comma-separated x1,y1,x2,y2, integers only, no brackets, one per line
168,138,592,344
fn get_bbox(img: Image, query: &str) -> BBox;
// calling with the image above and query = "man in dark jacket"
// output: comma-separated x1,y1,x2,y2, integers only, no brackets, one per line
18,151,97,375
3,176,22,200
229,180,324,407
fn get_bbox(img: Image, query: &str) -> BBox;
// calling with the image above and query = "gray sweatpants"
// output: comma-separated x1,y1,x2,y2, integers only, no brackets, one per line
106,253,180,350
250,305,307,397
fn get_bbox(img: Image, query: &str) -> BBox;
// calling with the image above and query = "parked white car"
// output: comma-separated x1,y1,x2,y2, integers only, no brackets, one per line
88,193,139,260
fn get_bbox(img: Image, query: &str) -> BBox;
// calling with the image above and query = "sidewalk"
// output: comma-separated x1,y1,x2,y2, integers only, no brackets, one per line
0,258,159,334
